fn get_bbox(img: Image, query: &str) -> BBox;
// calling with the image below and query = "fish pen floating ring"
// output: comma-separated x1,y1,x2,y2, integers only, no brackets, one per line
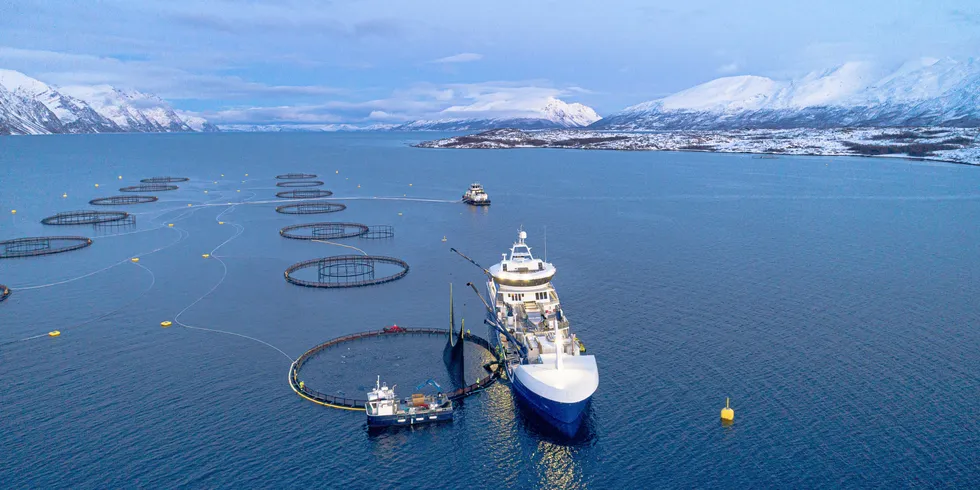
120,184,178,192
0,236,93,259
362,225,394,239
284,255,409,288
277,173,318,179
276,180,325,188
41,211,129,226
140,177,189,183
288,327,502,410
280,222,369,240
89,195,158,205
276,189,333,199
275,202,346,214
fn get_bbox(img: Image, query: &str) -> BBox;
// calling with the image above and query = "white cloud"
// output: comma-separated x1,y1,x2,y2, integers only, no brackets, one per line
430,53,483,63
717,62,739,74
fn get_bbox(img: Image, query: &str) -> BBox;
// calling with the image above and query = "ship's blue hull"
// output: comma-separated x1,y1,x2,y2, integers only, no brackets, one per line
511,372,590,435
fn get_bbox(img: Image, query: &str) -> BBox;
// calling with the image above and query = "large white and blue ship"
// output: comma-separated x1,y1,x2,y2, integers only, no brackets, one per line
485,230,598,434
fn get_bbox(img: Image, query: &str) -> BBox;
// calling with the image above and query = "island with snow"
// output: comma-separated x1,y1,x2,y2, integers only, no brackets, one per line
414,127,980,165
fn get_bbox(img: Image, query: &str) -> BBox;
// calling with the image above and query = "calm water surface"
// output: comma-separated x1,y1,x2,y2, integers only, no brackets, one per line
1,133,978,488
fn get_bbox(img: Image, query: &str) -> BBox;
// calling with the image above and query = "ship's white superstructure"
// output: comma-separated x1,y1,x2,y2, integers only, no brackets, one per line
486,230,598,432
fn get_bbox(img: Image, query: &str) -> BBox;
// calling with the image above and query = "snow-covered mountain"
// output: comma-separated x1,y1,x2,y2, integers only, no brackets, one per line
593,58,980,130
0,69,215,135
218,123,398,132
394,97,601,131
59,85,192,132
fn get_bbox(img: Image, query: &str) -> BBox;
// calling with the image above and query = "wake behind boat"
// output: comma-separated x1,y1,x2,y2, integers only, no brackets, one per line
484,230,598,434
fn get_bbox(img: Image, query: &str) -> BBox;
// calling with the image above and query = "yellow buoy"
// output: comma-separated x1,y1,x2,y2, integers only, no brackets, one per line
220,174,224,177
398,212,403,216
204,190,209,194
48,331,61,337
357,184,361,188
10,210,16,214
409,183,413,186
160,321,172,327
202,254,210,258
187,204,192,207
168,223,174,227
721,398,734,422
213,181,217,184
118,175,123,180
95,183,100,188
131,257,140,263
336,170,339,174
236,189,241,192
441,236,447,242
218,221,225,225
299,381,305,389
245,173,249,177
62,193,68,198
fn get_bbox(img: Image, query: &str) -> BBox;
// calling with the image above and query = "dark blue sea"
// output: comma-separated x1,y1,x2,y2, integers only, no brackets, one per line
1,133,978,488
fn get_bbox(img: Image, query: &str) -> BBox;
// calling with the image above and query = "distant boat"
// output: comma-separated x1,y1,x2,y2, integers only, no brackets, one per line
462,182,491,206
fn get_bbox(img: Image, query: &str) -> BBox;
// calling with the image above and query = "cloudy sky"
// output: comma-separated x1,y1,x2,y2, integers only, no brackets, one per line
1,0,977,125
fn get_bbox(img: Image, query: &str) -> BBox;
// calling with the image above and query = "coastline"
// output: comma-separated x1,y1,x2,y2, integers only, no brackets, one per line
414,127,980,166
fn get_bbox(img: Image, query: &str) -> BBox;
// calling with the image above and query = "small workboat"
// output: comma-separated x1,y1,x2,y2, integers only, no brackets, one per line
365,376,453,427
462,182,491,206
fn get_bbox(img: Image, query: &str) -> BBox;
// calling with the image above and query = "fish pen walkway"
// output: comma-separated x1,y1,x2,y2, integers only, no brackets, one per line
288,327,502,411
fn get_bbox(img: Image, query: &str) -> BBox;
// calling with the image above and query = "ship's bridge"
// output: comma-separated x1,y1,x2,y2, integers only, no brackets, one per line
488,231,556,287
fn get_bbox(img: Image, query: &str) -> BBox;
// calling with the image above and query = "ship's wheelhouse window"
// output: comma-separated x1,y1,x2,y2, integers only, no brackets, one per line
502,264,507,271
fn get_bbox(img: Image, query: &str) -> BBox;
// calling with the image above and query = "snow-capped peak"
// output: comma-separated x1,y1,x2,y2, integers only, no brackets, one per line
0,69,54,97
539,97,602,126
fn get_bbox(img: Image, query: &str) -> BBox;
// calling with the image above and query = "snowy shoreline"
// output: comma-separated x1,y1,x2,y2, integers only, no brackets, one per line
414,127,980,166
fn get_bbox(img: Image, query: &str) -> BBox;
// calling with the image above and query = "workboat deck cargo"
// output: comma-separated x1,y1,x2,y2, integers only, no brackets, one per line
462,182,491,206
364,376,453,428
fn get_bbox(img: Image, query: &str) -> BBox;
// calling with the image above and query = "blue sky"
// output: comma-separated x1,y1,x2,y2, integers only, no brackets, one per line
1,0,977,124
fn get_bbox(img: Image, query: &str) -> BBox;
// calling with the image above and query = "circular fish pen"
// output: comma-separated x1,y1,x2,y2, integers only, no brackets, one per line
280,222,369,240
276,180,324,188
288,328,501,410
284,255,409,288
41,211,129,226
276,190,333,199
120,184,178,192
275,202,346,214
89,195,158,205
140,177,189,183
277,173,317,179
362,225,395,239
0,236,93,258
0,285,9,303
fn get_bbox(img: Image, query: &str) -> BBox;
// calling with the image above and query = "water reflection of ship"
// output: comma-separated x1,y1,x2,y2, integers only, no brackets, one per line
443,284,466,387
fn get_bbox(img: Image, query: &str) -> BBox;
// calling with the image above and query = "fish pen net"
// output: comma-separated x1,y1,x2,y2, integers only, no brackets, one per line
41,210,129,226
288,328,502,409
89,195,159,205
276,180,325,188
140,177,190,183
93,214,137,228
120,184,178,192
279,222,369,240
277,173,318,179
284,255,409,288
275,202,346,214
0,236,93,258
362,225,394,239
276,190,333,199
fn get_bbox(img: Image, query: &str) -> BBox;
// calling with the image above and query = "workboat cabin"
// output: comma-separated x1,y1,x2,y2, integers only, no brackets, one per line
364,376,453,427
462,183,491,206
